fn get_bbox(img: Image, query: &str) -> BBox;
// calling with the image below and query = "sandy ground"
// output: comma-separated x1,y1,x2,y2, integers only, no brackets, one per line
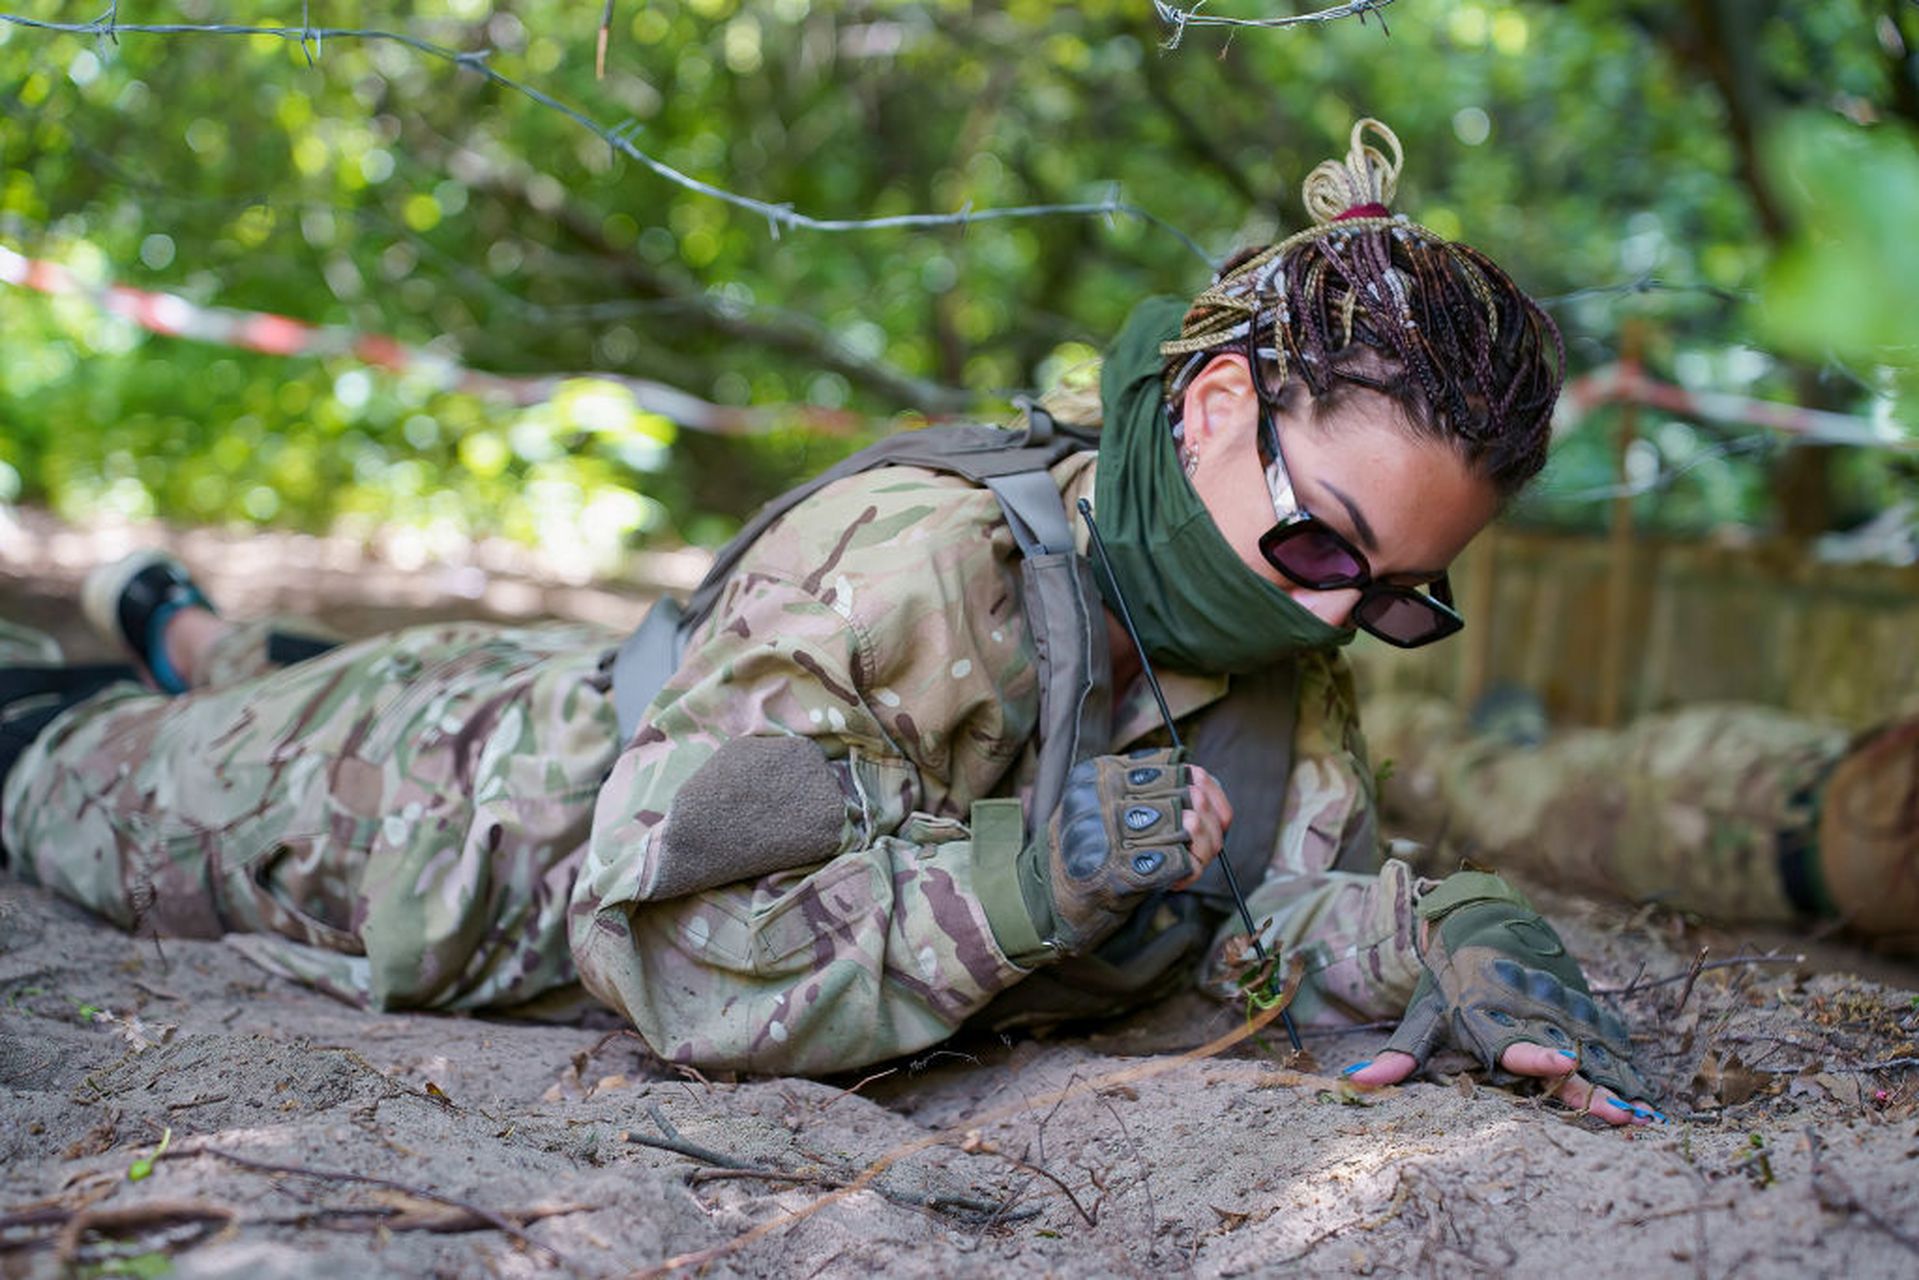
4,514,1919,1278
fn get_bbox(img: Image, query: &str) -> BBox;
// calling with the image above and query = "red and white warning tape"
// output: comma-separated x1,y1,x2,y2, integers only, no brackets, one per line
9,241,1905,449
0,242,860,436
1557,361,1912,449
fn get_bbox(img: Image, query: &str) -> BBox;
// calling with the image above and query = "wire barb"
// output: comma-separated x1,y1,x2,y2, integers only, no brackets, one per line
1154,0,1400,50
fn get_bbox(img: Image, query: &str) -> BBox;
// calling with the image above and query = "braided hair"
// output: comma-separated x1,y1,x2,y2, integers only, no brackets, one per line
1161,119,1563,498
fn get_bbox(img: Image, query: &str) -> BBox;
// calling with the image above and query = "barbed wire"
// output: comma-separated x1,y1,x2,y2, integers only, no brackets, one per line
0,9,1222,268
1153,0,1399,49
1542,434,1780,504
4,9,1806,330
1536,274,1752,308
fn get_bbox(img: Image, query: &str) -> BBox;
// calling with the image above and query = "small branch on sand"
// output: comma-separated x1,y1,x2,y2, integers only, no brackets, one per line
164,1094,229,1112
626,1102,1016,1221
1675,947,1711,1013
957,1132,1097,1227
685,1166,1025,1220
818,1067,898,1111
156,1145,572,1266
4,1195,592,1261
627,1103,746,1170
1097,1092,1160,1255
45,1200,234,1267
1593,952,1804,996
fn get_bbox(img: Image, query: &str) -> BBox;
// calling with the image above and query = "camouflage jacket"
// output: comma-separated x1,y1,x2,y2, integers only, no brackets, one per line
569,452,1426,1072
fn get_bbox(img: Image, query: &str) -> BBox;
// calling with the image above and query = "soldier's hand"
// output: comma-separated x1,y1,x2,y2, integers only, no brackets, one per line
1174,762,1231,888
1343,871,1664,1129
1040,749,1231,953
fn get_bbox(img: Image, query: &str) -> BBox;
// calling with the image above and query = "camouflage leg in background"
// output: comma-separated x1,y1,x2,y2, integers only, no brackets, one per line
1363,693,1850,927
3,618,623,1011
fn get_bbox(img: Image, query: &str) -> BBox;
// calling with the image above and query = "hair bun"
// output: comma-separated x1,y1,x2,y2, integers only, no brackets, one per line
1300,118,1403,225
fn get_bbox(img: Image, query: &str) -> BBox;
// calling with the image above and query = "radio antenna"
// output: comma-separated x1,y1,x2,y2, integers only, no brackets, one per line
1077,498,1303,1052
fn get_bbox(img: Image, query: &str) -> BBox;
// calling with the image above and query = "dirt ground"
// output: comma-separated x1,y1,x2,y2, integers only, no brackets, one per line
4,513,1918,1279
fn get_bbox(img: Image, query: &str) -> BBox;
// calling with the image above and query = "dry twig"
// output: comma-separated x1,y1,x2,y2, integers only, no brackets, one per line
157,1145,571,1266
1593,951,1804,996
628,1102,1012,1220
1675,946,1710,1012
1096,1092,1159,1254
3,1195,590,1258
959,1136,1097,1227
818,1067,897,1111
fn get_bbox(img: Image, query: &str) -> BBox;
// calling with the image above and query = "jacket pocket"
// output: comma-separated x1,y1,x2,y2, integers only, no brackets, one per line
674,854,879,980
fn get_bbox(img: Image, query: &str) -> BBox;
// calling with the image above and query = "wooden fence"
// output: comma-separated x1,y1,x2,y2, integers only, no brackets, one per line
1350,528,1919,731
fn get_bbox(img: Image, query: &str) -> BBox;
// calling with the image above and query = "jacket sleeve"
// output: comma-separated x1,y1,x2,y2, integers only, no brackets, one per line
1199,652,1426,1023
570,564,1045,1074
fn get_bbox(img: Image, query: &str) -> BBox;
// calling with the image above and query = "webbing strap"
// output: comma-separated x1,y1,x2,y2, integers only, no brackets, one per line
1181,662,1300,914
610,421,1093,744
985,470,1075,557
680,425,1083,642
610,596,688,744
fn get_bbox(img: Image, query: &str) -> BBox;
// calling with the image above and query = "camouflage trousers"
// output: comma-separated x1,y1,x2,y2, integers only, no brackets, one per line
1362,693,1852,927
1,616,620,1012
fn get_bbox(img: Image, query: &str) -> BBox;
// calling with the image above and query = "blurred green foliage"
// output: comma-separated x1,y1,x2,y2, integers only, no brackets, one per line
1,0,1916,565
1762,114,1919,413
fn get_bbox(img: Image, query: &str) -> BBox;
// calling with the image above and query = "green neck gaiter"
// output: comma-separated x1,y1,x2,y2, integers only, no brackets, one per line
1092,297,1355,675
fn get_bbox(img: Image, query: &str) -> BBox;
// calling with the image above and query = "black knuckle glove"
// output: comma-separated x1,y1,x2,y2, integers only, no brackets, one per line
1383,871,1653,1104
1043,749,1197,952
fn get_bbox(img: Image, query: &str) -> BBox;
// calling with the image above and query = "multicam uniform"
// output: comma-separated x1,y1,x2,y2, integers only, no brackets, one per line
2,452,1428,1073
1360,692,1917,940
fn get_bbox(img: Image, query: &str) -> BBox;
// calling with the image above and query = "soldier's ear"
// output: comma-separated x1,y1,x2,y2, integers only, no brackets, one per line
1180,354,1258,461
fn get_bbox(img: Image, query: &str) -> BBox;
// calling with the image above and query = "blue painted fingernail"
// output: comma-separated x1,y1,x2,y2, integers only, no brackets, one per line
1607,1098,1634,1111
1341,1060,1372,1077
1557,1049,1578,1060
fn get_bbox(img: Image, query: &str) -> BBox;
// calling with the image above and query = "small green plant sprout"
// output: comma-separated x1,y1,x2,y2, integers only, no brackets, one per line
127,1127,172,1182
1744,1132,1775,1188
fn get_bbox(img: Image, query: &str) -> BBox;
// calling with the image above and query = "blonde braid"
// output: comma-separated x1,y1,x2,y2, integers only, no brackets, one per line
1300,118,1403,225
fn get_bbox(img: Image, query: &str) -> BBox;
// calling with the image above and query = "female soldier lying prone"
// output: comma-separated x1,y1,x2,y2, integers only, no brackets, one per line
0,120,1660,1124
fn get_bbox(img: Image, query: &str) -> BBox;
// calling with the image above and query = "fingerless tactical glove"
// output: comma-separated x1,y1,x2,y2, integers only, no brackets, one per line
1384,871,1652,1102
1020,748,1198,954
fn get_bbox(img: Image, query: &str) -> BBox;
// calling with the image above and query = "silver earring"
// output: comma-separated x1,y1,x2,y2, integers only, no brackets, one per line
1180,446,1200,478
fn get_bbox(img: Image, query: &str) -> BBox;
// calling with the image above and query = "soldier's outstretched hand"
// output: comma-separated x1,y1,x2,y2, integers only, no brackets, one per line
1342,870,1665,1129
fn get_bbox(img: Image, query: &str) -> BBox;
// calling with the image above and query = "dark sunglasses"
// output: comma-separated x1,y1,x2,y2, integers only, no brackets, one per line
1253,404,1465,649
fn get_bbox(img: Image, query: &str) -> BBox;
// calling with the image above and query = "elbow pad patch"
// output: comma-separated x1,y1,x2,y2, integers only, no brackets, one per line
640,735,850,900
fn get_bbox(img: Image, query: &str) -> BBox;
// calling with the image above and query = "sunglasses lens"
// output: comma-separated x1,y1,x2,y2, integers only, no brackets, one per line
1353,590,1459,648
1266,527,1366,588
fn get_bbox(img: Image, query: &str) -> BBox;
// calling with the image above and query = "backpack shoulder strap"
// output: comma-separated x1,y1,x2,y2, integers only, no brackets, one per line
611,415,1093,744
